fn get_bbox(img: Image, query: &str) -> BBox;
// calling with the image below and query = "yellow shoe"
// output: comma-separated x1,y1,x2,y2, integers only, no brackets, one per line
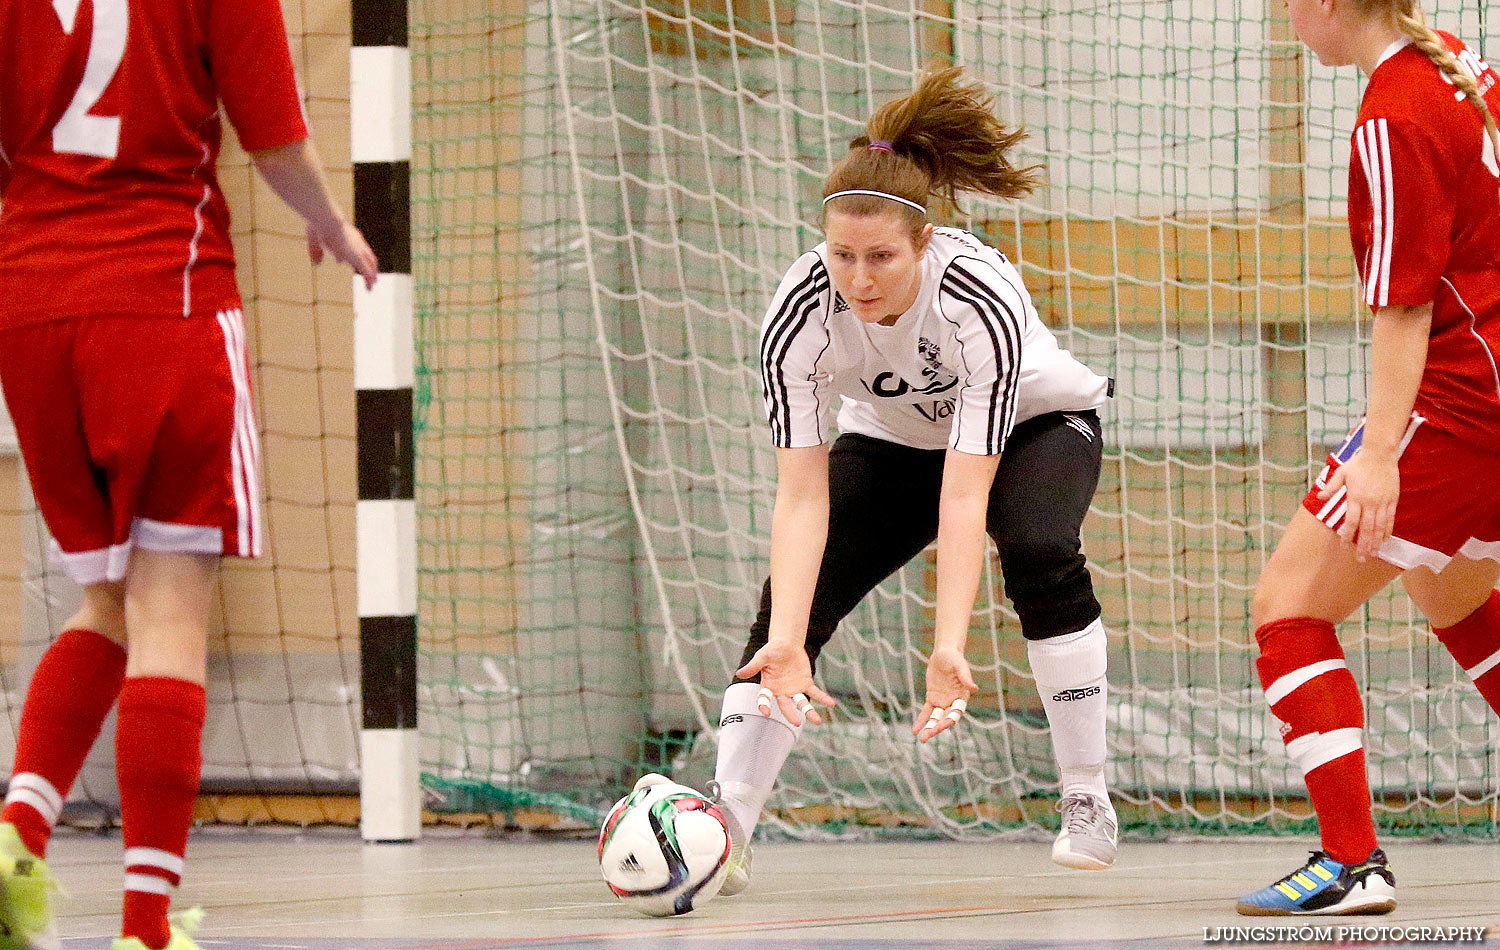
110,907,204,950
0,822,58,950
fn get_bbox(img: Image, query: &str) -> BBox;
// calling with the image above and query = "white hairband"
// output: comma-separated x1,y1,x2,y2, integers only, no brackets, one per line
822,189,927,214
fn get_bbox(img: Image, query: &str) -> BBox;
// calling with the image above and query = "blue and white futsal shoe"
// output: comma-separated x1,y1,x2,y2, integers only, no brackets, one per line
1236,849,1395,916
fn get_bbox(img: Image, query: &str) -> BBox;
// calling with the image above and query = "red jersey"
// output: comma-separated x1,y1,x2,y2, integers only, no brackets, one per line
1349,34,1500,444
0,0,308,327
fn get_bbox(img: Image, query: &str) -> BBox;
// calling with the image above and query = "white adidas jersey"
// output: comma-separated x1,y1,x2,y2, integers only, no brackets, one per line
760,227,1110,454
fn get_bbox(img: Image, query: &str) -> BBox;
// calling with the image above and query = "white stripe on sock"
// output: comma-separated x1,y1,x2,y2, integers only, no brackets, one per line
124,873,174,895
5,773,62,825
1265,659,1347,707
124,847,185,877
1286,727,1363,774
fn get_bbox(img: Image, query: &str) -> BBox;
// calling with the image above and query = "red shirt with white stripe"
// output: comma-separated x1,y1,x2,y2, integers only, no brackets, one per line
0,0,308,328
1349,34,1500,444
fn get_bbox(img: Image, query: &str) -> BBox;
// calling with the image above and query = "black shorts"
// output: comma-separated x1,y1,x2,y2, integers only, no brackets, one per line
739,409,1104,675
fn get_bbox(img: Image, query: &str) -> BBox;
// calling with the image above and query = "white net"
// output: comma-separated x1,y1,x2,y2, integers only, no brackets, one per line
412,0,1500,837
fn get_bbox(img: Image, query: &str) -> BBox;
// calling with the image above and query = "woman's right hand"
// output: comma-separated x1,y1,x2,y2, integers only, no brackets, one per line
736,641,836,726
307,220,379,290
1319,447,1400,562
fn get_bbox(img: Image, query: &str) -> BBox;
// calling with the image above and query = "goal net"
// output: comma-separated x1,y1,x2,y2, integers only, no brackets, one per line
414,0,1500,837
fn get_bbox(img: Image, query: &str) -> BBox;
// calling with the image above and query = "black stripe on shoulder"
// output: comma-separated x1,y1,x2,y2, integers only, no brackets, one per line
941,259,1024,454
761,257,830,445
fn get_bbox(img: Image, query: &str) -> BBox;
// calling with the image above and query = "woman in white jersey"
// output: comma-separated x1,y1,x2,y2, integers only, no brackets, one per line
706,65,1118,891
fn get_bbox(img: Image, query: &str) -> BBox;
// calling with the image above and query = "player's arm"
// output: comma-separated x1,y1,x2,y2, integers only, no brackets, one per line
735,443,836,726
915,261,1022,741
1324,302,1432,560
211,0,376,288
249,139,377,289
767,443,831,650
1332,115,1451,559
738,255,837,724
912,447,993,742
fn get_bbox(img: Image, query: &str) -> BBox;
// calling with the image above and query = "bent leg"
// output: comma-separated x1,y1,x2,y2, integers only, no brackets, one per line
117,550,214,949
2,582,128,859
1251,509,1401,866
990,412,1103,642
718,435,942,856
989,414,1112,820
1405,557,1500,715
737,434,944,676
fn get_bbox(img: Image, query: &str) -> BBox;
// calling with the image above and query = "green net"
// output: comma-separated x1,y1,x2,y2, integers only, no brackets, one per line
411,0,1500,837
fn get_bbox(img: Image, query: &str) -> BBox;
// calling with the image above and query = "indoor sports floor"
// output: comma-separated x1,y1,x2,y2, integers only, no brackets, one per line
46,830,1500,948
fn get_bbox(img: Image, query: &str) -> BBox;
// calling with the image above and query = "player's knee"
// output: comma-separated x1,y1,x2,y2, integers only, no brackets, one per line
1250,573,1297,631
68,580,127,645
1249,583,1275,631
1001,546,1098,640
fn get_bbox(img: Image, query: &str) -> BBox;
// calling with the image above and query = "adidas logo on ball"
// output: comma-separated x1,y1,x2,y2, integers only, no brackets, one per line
598,775,732,916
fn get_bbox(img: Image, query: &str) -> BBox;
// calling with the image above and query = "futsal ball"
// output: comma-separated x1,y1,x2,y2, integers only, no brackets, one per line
597,775,731,916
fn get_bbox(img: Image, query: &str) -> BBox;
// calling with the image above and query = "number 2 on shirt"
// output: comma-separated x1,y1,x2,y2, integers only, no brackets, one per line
51,0,128,159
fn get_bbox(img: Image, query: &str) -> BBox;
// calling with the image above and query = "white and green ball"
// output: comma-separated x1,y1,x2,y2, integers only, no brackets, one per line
597,779,731,917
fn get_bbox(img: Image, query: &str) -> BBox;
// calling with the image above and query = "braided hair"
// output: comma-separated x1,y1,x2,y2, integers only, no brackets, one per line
1371,0,1500,164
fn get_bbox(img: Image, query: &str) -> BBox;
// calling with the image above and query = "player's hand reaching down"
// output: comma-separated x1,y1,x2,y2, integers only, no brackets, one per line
247,137,379,290
914,645,978,743
307,220,379,290
735,640,836,726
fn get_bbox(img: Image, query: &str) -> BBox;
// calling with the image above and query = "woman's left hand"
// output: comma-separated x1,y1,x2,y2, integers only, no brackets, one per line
913,646,978,743
1319,448,1400,562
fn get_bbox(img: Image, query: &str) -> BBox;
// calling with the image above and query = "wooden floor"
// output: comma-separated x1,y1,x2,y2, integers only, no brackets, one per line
46,829,1500,948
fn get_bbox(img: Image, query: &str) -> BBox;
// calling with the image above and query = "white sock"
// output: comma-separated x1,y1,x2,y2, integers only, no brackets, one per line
712,682,801,843
1028,618,1111,802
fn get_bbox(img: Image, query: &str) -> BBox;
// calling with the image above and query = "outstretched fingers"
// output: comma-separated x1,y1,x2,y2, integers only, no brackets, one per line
915,697,967,743
751,684,835,727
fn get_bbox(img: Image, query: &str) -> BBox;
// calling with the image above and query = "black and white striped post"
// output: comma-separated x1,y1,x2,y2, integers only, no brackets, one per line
351,0,418,843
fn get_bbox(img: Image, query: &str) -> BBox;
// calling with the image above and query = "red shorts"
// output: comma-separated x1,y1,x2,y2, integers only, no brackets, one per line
0,311,263,585
1302,415,1500,572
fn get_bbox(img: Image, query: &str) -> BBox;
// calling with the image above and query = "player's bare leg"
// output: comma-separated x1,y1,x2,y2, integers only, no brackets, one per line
0,578,129,950
1404,556,1500,715
1239,510,1400,916
114,550,215,950
1251,510,1402,629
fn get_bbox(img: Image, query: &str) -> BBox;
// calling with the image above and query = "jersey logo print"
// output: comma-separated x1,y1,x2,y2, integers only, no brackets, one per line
916,337,943,380
863,372,958,398
860,335,958,399
832,292,850,314
914,398,955,422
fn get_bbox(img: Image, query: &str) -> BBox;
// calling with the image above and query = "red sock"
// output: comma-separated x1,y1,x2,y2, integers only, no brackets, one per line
116,677,206,950
2,629,126,858
1255,617,1378,865
1434,590,1500,716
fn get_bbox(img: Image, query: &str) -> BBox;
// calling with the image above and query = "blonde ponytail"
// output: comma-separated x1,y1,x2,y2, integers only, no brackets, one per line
1390,1,1500,165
